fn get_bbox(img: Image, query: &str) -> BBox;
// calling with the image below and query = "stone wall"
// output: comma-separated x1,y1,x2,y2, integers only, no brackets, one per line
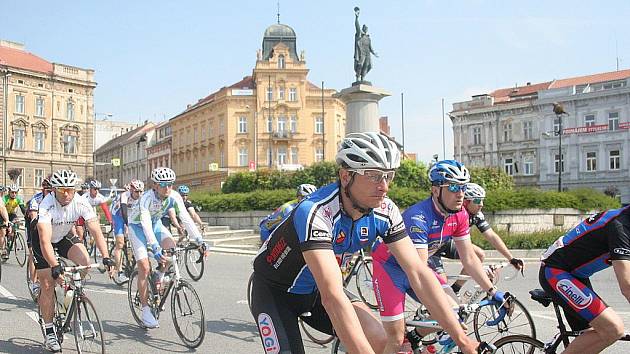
199,208,594,233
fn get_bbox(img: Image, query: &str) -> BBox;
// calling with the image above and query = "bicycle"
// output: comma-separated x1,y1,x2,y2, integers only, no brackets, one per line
1,219,27,267
109,233,136,286
37,260,106,353
175,232,206,281
492,288,630,353
127,245,205,348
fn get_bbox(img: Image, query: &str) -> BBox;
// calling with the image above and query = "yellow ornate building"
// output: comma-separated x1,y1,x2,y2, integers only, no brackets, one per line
0,40,96,195
171,24,346,191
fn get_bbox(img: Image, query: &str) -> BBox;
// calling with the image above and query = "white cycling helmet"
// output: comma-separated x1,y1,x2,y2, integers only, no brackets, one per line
7,184,20,192
297,183,317,197
88,179,102,189
50,170,78,188
336,132,401,170
129,179,144,192
151,167,176,183
464,183,486,200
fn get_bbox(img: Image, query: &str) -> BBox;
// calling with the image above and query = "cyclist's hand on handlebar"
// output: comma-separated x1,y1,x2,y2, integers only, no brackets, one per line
51,264,64,280
510,257,525,274
102,257,115,278
151,244,165,262
477,342,496,354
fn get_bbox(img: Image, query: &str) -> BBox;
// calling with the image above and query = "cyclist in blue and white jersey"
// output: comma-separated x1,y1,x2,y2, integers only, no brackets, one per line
127,167,207,328
250,132,480,354
259,183,317,241
110,179,144,284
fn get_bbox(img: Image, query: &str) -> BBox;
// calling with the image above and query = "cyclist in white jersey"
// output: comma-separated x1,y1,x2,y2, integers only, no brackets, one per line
127,167,207,328
31,170,113,352
110,179,144,284
77,179,112,242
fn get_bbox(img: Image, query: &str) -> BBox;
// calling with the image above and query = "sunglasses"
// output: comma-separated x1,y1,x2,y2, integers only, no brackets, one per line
441,184,467,193
472,198,484,205
350,169,396,184
158,182,174,188
56,187,76,194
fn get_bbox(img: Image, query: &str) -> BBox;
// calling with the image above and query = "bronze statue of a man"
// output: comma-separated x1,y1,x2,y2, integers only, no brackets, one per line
353,7,378,83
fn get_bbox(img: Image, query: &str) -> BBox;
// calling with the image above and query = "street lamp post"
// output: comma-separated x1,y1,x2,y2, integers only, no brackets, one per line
552,103,568,192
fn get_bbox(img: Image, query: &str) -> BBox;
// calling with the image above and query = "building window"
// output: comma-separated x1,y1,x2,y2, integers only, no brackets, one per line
238,116,247,133
472,127,482,145
290,115,297,133
67,101,75,121
277,146,287,165
266,87,273,101
315,147,324,161
278,54,285,69
220,150,225,167
13,128,25,150
207,121,213,137
277,116,287,132
15,168,24,188
289,88,297,102
554,154,564,173
586,151,597,171
609,150,620,170
15,95,25,114
502,122,512,142
291,147,298,164
238,147,248,166
63,135,77,154
523,121,533,140
523,160,534,175
504,158,514,176
34,131,45,152
553,117,561,133
608,112,619,131
36,97,45,116
278,87,285,100
315,116,324,134
584,114,595,127
266,148,272,167
34,168,45,188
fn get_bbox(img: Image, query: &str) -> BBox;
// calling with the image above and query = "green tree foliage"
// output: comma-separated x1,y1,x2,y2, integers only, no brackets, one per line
468,167,514,191
391,159,430,189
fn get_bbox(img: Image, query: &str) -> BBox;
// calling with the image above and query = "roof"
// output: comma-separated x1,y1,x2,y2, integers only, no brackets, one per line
94,122,155,155
548,69,630,89
0,44,53,74
263,24,296,38
184,76,255,113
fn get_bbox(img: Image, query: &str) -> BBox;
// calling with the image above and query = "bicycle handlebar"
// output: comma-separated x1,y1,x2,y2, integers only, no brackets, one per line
485,292,515,326
477,341,496,354
63,263,101,273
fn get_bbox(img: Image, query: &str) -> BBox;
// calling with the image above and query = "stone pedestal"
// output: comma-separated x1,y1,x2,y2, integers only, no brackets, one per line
335,84,391,134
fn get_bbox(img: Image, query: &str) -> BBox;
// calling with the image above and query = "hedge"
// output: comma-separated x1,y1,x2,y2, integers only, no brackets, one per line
470,228,565,250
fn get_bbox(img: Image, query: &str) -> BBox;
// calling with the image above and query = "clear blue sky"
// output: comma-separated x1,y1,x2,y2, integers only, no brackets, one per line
3,1,630,162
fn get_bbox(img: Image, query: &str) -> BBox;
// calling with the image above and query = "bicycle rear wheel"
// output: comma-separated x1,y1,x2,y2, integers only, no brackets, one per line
493,334,545,354
473,297,536,344
13,232,27,267
184,248,204,281
110,243,131,286
299,318,335,345
171,280,205,348
246,273,254,311
73,295,105,354
354,259,378,309
127,269,159,327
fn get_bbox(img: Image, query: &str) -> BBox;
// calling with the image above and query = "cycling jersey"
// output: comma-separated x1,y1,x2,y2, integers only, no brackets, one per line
82,192,112,224
111,191,141,236
541,206,630,278
259,199,298,242
37,193,96,243
27,192,45,212
3,195,25,215
469,210,491,233
252,181,406,295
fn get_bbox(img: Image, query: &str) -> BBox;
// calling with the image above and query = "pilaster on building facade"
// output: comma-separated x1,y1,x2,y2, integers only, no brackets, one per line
170,23,346,191
0,40,96,195
450,69,630,203
147,120,172,173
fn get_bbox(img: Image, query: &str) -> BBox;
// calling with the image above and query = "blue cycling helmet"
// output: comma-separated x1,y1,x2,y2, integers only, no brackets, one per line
428,160,470,186
178,185,190,194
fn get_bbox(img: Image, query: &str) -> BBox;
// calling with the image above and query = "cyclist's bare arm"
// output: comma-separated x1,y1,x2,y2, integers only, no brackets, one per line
481,228,515,263
303,249,376,354
0,203,8,224
454,239,494,292
85,218,109,259
37,222,58,267
187,206,203,226
167,208,182,230
388,236,478,354
417,247,429,263
612,260,630,303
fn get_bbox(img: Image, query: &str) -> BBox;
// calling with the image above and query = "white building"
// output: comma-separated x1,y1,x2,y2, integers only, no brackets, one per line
450,69,630,204
94,118,138,150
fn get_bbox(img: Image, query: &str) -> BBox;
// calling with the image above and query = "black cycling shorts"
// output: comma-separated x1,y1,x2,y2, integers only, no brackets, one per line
250,272,360,354
30,219,80,270
427,239,459,273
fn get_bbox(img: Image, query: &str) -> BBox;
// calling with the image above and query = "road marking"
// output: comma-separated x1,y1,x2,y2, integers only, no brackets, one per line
236,300,248,305
0,285,18,300
26,311,40,324
85,287,127,296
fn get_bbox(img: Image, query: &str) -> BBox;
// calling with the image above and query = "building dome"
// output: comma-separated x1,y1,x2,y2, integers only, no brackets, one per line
261,23,299,62
263,24,296,39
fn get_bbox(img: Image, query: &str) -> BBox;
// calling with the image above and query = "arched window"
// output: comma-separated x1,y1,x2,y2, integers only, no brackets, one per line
278,54,285,69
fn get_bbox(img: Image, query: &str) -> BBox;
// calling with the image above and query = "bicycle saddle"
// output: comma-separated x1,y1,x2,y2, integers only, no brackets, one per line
529,289,552,307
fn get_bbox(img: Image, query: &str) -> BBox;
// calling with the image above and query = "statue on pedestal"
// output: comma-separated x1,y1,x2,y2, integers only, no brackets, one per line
353,6,378,84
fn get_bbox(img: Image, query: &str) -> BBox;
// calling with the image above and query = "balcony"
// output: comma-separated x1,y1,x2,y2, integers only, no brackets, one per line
271,130,292,141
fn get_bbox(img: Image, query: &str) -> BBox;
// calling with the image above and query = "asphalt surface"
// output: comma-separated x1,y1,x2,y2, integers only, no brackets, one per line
1,253,629,353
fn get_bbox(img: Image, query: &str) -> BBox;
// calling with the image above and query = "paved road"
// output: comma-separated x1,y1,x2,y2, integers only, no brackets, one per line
1,254,629,353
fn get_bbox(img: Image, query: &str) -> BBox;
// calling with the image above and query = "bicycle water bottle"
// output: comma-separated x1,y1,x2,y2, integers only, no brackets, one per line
64,289,74,312
459,289,473,304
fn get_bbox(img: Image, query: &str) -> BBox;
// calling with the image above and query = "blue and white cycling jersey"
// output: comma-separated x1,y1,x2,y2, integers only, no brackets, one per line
252,182,407,294
27,191,45,212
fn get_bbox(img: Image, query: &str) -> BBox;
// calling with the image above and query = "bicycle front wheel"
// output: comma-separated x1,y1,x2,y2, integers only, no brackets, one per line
493,334,545,354
73,296,105,354
473,297,536,344
354,259,378,309
246,273,254,312
171,280,205,348
184,248,204,281
14,232,27,267
299,318,334,345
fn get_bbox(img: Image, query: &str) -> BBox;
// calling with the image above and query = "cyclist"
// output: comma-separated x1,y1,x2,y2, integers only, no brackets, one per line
77,182,89,197
25,177,53,295
127,167,207,329
110,179,144,284
77,179,113,242
31,169,113,352
0,191,9,260
540,206,630,354
2,184,27,259
259,183,317,241
250,132,480,354
374,160,506,351
172,185,204,241
429,182,524,295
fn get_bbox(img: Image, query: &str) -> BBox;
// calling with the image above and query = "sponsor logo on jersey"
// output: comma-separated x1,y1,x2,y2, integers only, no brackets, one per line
310,229,331,241
585,212,604,225
390,222,405,234
323,206,333,221
413,214,426,223
556,279,593,310
613,248,630,256
257,313,280,354
336,230,346,244
359,227,369,241
266,237,292,269
409,226,425,234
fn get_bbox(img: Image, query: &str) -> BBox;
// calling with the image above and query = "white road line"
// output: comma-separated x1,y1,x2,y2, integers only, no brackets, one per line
0,285,18,300
85,287,127,296
26,311,40,324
